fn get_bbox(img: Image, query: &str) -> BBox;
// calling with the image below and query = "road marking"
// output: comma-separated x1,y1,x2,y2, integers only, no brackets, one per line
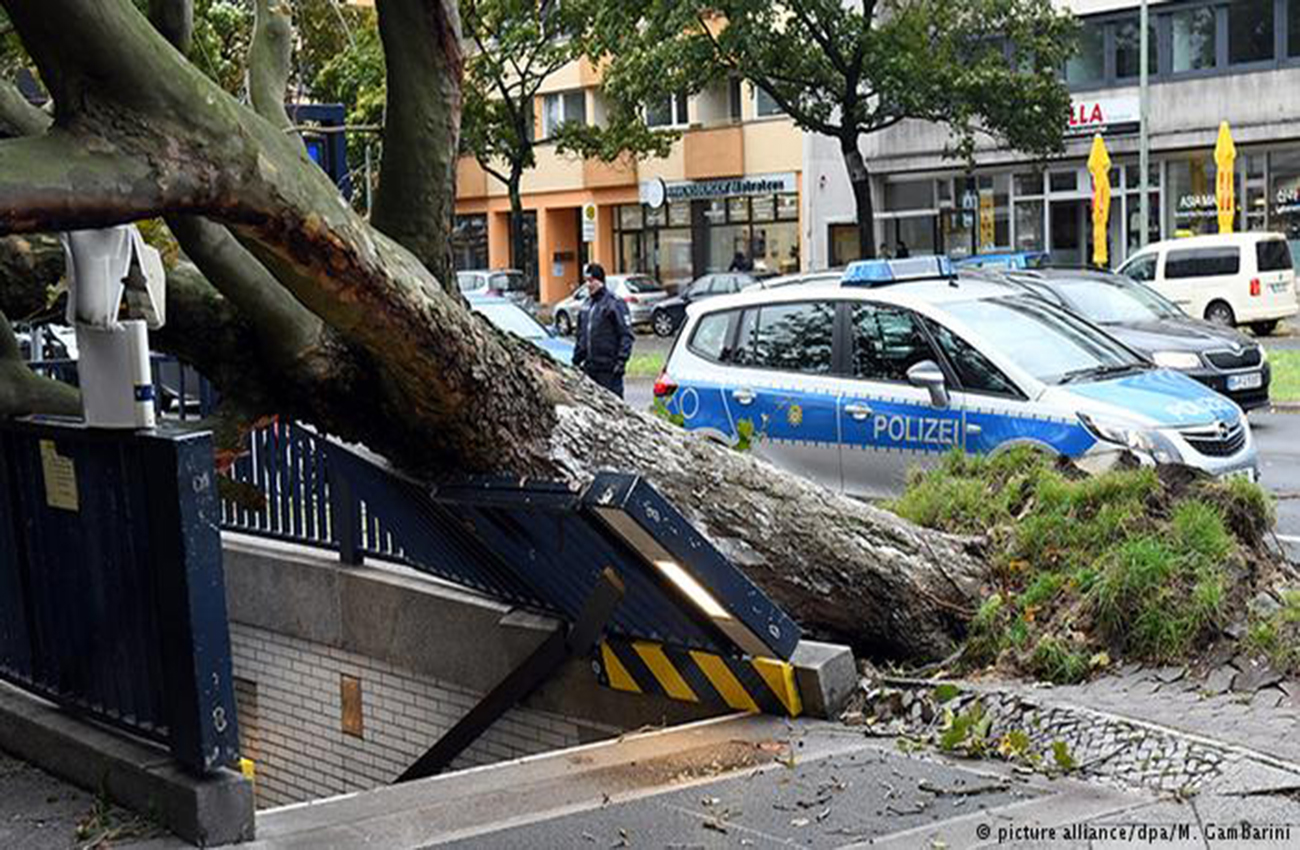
1277,534,1300,543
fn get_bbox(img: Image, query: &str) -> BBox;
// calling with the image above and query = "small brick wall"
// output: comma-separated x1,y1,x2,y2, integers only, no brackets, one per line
228,622,614,808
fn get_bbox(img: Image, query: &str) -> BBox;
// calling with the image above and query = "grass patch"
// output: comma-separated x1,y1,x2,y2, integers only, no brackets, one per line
1267,349,1300,403
890,448,1274,683
625,351,665,379
1246,590,1300,672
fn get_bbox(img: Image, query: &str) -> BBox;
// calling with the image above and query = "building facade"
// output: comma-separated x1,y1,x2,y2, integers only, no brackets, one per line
804,0,1300,271
453,63,804,303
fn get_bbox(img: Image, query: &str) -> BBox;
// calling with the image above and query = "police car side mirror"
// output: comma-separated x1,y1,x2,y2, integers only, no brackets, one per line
908,360,949,409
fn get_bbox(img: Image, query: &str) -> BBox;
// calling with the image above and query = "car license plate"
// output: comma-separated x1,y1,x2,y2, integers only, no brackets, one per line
1219,467,1257,483
1228,372,1263,391
1271,282,1289,293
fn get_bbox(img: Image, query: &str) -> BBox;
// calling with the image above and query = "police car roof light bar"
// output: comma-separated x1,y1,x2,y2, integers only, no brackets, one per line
842,256,956,287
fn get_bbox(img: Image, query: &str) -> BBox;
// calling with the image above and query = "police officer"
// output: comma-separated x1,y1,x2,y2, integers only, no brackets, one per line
573,263,634,397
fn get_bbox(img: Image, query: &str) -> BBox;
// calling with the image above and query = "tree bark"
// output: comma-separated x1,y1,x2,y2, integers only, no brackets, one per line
371,0,464,291
0,0,988,660
507,171,528,278
841,137,877,261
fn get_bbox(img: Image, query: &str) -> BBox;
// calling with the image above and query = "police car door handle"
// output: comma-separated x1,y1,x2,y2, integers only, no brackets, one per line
844,402,873,420
732,388,755,405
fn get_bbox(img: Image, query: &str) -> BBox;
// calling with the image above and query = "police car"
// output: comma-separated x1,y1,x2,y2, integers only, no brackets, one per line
654,257,1259,497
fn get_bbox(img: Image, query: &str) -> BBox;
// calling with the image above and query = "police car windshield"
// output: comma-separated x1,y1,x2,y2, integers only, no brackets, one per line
943,295,1145,385
473,301,547,340
1054,279,1182,324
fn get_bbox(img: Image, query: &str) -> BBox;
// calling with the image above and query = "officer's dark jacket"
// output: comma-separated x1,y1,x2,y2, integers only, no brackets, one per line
574,285,634,374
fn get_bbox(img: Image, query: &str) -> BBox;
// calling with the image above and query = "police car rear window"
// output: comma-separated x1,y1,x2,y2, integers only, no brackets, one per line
734,302,835,374
688,311,731,362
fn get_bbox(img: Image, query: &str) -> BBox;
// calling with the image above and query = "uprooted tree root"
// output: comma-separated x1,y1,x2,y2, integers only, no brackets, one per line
888,448,1288,683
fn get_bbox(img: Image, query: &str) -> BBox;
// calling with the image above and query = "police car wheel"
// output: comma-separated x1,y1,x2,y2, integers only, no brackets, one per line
1205,301,1236,327
556,311,573,336
652,311,676,337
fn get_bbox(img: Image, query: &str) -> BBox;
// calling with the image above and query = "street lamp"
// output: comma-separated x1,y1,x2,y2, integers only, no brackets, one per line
1139,0,1150,247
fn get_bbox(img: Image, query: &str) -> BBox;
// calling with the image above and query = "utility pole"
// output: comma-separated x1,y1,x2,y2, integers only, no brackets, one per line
1139,0,1151,247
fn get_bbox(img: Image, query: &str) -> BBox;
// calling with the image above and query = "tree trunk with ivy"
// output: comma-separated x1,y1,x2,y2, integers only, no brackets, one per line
0,0,987,660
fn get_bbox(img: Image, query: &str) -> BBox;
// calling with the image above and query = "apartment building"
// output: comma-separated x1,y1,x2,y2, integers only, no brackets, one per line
452,62,803,304
805,0,1300,270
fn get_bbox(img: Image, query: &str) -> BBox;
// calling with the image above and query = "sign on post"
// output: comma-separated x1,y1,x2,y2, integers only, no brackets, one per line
581,203,597,243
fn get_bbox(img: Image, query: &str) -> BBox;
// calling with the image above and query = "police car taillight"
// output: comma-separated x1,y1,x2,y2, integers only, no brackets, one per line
1250,277,1261,296
653,370,677,397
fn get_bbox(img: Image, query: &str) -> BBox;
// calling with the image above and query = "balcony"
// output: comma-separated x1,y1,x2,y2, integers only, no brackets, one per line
684,125,744,180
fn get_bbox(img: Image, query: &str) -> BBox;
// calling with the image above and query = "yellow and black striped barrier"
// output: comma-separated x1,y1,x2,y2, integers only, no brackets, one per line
595,638,802,717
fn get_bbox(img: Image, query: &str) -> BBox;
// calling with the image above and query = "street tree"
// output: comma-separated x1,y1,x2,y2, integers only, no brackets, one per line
587,0,1077,259
460,0,673,278
0,0,988,660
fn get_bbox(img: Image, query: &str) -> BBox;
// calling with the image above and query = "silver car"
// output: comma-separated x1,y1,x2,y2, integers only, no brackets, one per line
552,274,669,335
456,269,537,315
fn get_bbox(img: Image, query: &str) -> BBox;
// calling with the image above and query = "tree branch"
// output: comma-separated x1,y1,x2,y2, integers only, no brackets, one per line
249,0,295,135
371,0,464,290
0,131,207,233
148,0,193,57
0,82,50,139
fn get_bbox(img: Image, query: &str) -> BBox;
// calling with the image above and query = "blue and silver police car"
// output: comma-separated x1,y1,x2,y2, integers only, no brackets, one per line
654,257,1259,497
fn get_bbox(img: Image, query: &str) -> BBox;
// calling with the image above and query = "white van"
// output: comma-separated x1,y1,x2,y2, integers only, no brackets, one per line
1117,233,1298,335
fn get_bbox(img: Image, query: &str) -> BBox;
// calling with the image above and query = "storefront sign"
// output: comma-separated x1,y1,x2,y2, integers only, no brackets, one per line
1066,96,1139,136
640,172,798,209
1176,193,1217,218
1276,186,1300,217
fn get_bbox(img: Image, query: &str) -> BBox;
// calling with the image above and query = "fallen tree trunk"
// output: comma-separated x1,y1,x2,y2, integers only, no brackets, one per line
0,0,986,659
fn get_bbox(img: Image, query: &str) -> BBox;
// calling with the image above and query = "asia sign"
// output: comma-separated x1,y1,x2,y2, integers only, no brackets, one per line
640,172,797,208
1066,96,1140,136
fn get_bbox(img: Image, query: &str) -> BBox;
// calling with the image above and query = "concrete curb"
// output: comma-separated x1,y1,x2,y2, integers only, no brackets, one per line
1267,402,1300,413
0,681,254,847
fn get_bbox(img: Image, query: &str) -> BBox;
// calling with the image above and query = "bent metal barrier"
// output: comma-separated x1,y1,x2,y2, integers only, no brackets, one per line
0,418,240,776
222,420,806,717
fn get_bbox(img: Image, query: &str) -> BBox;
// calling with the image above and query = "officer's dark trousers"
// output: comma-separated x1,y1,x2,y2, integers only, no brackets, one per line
585,368,625,398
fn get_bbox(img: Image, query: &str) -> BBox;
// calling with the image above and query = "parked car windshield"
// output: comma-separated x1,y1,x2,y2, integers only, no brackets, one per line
488,271,529,293
473,301,547,340
1052,278,1184,323
942,295,1145,385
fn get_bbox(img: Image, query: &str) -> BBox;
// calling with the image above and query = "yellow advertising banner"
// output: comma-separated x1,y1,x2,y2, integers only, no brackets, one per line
1215,121,1237,234
978,194,995,251
1086,134,1112,267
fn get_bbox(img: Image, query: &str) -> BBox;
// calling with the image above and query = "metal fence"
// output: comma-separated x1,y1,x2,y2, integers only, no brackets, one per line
0,419,241,775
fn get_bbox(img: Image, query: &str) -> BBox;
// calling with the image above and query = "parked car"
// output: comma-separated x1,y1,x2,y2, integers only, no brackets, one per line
656,257,1257,497
456,269,537,315
992,268,1272,411
552,274,669,335
467,294,573,364
1116,233,1298,335
650,273,769,337
953,251,1049,271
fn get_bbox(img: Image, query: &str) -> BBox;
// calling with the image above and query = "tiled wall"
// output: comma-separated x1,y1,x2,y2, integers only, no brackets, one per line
228,622,612,808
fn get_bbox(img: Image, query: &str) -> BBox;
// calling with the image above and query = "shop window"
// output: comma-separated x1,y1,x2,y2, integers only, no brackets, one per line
542,90,587,137
1014,199,1046,251
1290,0,1300,56
1169,156,1229,236
618,205,643,230
728,197,750,222
1049,171,1078,193
752,195,776,222
884,180,933,211
1172,7,1217,72
646,92,689,128
1014,172,1044,196
450,214,488,271
1230,0,1275,64
1115,18,1158,78
704,199,726,225
668,202,690,227
776,193,799,220
752,220,800,275
829,224,861,267
1269,149,1300,261
1064,22,1104,86
754,85,784,117
645,204,667,227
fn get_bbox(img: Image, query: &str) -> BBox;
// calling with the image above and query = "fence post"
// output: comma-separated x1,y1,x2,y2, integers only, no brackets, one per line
330,472,362,566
